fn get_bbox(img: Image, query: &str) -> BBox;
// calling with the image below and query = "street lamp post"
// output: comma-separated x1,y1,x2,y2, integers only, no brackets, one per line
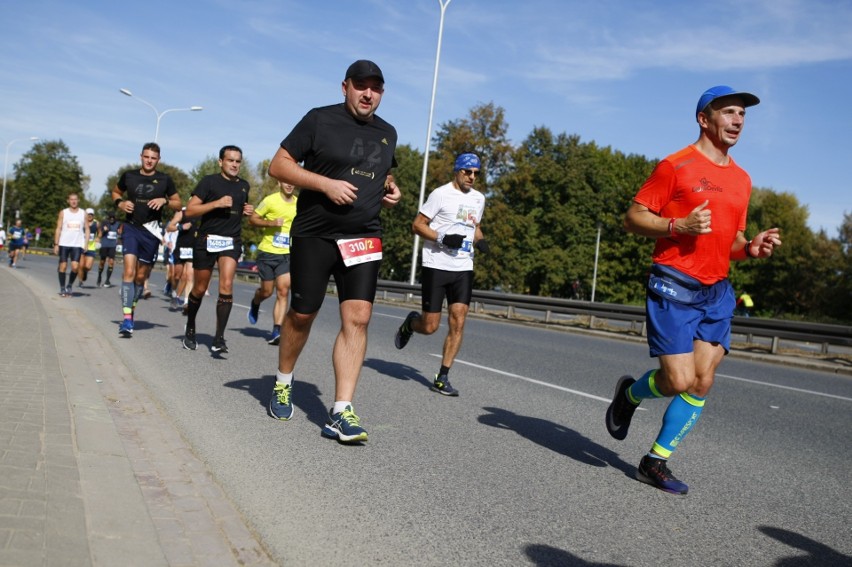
591,223,602,302
1,136,39,230
119,88,203,143
409,0,452,285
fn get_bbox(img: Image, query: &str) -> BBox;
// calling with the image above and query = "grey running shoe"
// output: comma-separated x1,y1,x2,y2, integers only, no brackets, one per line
430,374,459,396
321,405,368,443
269,383,293,420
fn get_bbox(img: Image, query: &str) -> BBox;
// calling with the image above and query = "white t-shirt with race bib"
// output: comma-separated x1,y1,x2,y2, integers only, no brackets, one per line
420,182,485,272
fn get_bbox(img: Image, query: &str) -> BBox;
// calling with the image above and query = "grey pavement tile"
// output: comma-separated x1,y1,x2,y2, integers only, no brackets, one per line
0,549,45,567
19,499,46,519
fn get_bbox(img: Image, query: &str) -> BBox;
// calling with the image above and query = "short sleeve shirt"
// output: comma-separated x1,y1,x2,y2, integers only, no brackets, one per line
281,103,398,239
256,192,298,254
633,145,751,285
192,174,250,238
420,182,486,272
116,170,178,226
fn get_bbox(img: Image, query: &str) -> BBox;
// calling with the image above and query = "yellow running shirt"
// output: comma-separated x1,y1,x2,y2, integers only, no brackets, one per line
256,192,297,255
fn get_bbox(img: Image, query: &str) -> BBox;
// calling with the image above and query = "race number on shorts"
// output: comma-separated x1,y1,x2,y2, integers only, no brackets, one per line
336,237,382,267
206,235,234,253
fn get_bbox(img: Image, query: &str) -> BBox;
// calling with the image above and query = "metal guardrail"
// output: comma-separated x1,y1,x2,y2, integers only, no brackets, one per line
371,278,852,356
25,250,846,355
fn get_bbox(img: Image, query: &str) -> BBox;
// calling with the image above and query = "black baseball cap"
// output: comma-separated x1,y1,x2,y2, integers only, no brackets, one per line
345,60,384,83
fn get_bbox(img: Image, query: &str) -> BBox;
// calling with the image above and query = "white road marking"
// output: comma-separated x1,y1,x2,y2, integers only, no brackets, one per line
716,374,852,402
429,356,852,405
433,355,625,405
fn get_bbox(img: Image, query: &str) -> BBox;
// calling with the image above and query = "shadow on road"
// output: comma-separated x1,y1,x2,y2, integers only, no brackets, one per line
478,406,634,475
223,376,329,428
362,357,433,391
758,526,852,566
525,543,629,566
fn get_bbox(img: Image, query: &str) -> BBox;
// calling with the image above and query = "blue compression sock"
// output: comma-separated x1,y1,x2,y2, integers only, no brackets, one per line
627,369,666,404
651,392,706,458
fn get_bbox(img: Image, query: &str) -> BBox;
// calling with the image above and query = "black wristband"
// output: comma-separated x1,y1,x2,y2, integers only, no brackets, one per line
745,240,756,258
114,198,122,207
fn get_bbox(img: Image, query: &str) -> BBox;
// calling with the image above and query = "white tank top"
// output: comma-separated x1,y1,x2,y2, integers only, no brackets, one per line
58,208,86,248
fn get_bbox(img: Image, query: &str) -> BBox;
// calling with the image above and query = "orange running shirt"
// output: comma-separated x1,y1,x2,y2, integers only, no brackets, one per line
633,145,750,285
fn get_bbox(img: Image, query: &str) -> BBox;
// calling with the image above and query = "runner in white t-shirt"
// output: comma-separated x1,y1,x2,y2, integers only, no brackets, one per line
394,152,489,396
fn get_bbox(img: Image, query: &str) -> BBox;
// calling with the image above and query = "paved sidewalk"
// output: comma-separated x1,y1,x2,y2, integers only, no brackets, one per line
0,267,275,566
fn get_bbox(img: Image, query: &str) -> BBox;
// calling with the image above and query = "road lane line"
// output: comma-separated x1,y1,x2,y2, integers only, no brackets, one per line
716,374,852,402
432,355,627,405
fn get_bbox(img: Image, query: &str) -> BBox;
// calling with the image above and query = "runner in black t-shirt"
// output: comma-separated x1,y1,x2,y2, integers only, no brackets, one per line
182,145,253,354
111,142,181,337
264,59,402,443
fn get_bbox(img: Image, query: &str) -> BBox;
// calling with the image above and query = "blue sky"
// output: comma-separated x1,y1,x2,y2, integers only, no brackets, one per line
2,0,850,234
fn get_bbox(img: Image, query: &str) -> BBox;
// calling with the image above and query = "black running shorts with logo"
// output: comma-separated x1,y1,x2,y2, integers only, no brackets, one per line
421,267,473,312
289,236,381,314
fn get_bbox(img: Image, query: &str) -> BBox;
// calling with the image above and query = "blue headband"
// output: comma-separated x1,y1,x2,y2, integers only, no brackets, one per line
454,153,481,171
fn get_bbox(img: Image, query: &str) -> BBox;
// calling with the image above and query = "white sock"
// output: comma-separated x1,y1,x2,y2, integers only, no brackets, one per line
276,371,293,386
332,401,352,414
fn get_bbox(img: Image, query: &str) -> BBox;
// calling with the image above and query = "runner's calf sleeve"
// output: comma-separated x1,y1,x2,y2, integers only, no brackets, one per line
121,281,135,312
651,392,706,458
627,369,666,404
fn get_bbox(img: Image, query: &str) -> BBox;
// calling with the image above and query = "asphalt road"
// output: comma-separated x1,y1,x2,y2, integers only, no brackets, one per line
12,255,852,566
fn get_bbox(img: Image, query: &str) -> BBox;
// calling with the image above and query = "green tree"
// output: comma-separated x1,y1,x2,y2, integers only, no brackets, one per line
7,140,89,243
491,128,654,299
380,144,424,281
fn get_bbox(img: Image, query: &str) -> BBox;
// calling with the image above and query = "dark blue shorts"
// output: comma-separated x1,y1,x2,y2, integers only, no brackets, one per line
121,224,160,265
645,265,735,357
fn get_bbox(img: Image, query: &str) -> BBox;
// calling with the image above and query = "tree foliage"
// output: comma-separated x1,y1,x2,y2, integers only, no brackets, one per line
7,140,90,242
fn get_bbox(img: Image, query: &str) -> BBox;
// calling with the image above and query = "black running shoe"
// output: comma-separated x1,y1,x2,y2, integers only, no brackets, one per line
211,337,229,354
636,455,689,495
606,375,638,440
394,311,420,349
182,327,197,351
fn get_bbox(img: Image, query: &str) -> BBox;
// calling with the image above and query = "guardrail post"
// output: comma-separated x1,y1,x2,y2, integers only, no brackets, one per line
507,305,513,319
770,336,780,354
545,310,552,323
589,315,597,329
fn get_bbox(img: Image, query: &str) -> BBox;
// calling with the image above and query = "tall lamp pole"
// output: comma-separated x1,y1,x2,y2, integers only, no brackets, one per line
1,136,39,229
409,0,452,285
591,223,602,302
119,88,203,143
